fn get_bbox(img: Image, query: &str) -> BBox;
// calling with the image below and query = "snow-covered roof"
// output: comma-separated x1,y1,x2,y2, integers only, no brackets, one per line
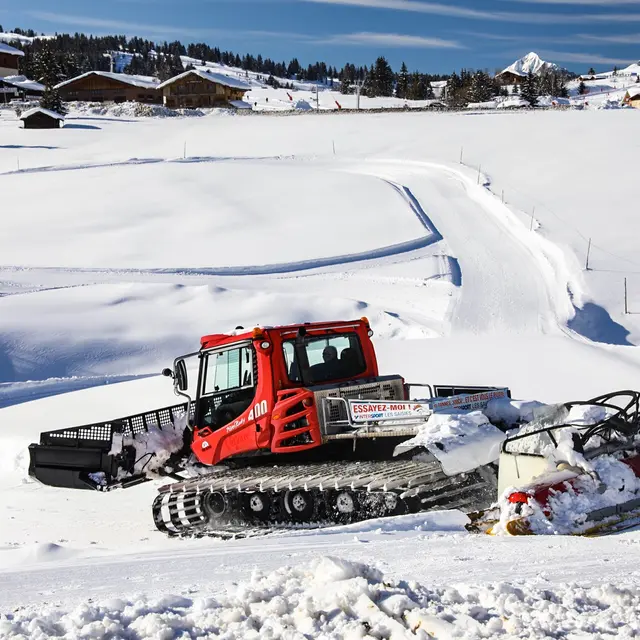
0,41,24,57
19,107,65,120
466,101,497,110
626,87,640,99
55,71,161,90
229,99,252,109
1,75,45,92
157,69,250,91
497,97,529,109
430,80,448,89
499,52,558,77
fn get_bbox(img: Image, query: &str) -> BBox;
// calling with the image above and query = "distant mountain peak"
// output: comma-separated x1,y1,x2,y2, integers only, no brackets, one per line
501,52,559,77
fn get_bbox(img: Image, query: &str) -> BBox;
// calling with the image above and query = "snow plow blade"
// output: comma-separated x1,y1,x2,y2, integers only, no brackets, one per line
28,402,191,490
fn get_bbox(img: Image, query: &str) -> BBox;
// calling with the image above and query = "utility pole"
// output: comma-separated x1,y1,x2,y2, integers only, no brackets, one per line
103,52,115,73
354,71,367,110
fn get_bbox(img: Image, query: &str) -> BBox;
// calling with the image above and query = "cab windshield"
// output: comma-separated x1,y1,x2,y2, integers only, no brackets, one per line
282,333,366,384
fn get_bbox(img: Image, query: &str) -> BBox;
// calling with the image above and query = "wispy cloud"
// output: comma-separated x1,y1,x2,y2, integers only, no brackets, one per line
537,49,636,63
326,32,464,47
458,29,640,46
29,12,214,38
575,31,640,41
28,11,462,50
302,0,640,23
28,11,315,42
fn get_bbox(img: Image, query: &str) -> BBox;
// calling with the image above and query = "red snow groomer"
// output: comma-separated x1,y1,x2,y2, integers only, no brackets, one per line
476,391,640,536
29,318,510,537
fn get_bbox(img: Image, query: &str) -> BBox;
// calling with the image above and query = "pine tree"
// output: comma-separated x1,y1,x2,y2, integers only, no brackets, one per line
578,80,587,95
588,67,596,76
520,71,539,107
40,86,66,115
469,71,492,103
396,62,409,99
33,45,66,87
369,56,393,97
445,71,467,106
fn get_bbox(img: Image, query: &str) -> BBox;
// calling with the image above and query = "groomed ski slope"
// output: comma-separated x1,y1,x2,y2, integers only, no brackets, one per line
2,106,640,637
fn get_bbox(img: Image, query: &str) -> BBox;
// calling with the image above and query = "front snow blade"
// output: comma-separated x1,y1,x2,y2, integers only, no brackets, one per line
28,402,191,491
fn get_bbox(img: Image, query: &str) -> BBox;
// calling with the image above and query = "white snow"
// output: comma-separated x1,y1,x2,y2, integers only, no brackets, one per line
394,411,506,475
3,555,640,639
2,103,640,631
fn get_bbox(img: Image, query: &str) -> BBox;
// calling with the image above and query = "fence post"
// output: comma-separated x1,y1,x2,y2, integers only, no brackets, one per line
585,237,592,271
625,277,629,314
459,146,464,164
530,206,535,231
477,165,481,185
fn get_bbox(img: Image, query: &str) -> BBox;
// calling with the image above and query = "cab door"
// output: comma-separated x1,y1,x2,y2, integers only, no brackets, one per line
193,342,262,465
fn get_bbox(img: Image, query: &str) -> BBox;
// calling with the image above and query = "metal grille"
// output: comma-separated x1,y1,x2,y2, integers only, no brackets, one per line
42,402,194,447
314,376,404,434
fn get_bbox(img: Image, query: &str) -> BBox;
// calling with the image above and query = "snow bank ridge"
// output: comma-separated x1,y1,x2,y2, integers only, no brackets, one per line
3,556,640,639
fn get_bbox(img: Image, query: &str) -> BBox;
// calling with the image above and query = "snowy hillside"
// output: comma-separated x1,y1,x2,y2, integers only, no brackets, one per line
0,32,41,45
2,105,640,634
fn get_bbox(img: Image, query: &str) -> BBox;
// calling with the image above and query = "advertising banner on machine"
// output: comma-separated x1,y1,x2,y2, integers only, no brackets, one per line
349,400,432,423
430,388,510,412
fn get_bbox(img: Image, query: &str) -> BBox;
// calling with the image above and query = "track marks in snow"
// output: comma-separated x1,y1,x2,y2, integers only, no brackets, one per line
0,154,297,177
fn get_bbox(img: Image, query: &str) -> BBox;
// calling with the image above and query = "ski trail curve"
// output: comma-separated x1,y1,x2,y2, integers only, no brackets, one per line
353,160,575,338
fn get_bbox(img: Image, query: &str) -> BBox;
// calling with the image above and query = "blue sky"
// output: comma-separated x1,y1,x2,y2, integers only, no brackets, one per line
2,1,640,73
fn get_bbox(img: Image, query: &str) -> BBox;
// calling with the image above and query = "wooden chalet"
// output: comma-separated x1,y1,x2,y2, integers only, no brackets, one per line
158,69,249,109
496,70,525,85
624,87,640,109
0,42,24,78
0,75,44,102
20,107,65,129
55,71,161,104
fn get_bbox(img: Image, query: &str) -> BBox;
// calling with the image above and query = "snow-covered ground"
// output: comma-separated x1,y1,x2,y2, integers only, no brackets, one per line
2,105,640,636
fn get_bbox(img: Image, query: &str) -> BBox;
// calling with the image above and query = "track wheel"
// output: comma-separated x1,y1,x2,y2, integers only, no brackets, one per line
243,492,271,521
330,490,359,522
283,490,315,522
383,492,408,516
202,490,229,522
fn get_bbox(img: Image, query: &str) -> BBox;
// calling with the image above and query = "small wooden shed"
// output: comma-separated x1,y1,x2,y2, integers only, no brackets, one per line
20,107,65,129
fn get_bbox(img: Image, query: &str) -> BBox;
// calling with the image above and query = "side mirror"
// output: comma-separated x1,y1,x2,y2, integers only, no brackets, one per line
175,359,188,392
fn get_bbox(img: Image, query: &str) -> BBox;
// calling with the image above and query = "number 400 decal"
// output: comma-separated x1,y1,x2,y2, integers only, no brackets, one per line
248,400,268,421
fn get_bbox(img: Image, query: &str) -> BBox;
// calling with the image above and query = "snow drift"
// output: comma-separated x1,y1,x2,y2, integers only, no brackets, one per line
2,555,640,639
